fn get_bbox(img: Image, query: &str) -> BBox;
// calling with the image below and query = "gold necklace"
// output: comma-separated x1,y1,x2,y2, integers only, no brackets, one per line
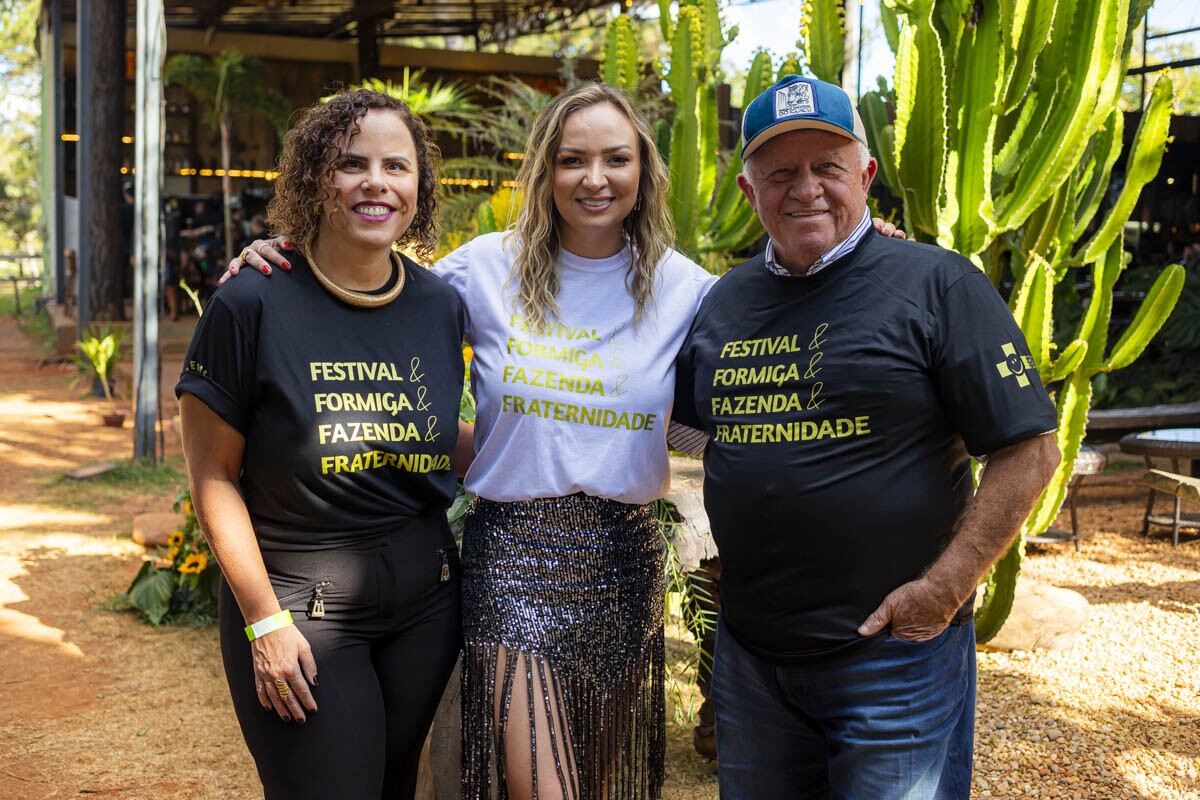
307,250,406,308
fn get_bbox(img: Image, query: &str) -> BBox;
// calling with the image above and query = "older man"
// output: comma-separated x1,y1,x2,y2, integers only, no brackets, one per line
672,75,1061,799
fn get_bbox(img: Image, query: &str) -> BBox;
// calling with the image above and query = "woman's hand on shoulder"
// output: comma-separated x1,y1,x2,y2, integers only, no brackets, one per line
871,218,907,240
250,623,319,723
219,236,294,285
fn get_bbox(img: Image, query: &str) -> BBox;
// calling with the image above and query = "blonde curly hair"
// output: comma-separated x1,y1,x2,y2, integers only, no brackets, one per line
509,83,674,331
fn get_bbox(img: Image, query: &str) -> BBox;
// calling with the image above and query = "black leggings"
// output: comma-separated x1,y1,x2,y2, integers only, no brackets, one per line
219,515,461,800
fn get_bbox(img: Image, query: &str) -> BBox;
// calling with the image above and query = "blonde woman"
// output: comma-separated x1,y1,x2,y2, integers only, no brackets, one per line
437,85,714,800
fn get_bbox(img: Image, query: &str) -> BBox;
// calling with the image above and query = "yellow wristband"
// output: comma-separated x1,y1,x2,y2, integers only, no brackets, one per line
245,609,294,641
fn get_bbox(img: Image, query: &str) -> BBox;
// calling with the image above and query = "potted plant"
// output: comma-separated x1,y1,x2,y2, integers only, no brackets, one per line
73,327,125,426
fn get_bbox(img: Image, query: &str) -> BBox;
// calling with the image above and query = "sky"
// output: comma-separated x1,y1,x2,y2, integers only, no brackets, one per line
718,0,1200,101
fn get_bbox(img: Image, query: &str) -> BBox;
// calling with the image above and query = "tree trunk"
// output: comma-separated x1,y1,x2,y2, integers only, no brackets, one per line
220,116,234,257
89,0,128,321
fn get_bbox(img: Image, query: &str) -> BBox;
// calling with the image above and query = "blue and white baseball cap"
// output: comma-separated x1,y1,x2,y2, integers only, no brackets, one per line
740,75,867,160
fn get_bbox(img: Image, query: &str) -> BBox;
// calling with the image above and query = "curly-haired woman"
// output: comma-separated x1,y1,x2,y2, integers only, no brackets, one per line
228,82,713,800
178,89,465,800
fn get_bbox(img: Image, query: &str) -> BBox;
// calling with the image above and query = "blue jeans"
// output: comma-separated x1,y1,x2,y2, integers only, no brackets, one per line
712,614,975,800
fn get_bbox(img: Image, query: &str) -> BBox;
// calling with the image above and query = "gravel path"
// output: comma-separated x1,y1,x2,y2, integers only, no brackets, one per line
973,467,1200,800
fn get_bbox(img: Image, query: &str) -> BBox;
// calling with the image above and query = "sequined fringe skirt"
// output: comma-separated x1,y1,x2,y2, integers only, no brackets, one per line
461,494,665,800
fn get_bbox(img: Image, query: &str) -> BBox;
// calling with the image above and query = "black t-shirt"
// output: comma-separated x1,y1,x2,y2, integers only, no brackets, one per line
674,230,1057,663
177,252,465,551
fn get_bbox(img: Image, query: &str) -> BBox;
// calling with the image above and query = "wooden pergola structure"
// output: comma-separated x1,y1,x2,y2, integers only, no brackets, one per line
39,0,615,461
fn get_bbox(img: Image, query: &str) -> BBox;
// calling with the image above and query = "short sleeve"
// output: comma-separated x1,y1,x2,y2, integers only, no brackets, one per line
432,238,474,341
672,332,703,429
175,295,258,435
931,271,1057,456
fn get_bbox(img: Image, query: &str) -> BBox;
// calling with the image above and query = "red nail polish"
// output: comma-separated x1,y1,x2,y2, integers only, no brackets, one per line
283,240,292,248
263,266,271,275
281,261,291,270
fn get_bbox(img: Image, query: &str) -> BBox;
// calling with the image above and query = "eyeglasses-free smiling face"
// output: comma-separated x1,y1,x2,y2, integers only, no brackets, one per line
552,101,642,260
320,108,420,253
737,129,877,276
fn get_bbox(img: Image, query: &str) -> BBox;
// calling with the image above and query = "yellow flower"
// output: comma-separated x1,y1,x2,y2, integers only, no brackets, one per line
179,553,208,575
462,345,474,365
181,498,193,516
168,546,180,561
167,530,184,547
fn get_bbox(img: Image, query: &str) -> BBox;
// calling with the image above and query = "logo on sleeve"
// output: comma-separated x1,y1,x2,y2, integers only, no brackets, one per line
995,342,1035,388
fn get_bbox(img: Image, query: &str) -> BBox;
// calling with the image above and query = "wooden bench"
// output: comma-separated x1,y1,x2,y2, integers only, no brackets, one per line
1140,469,1200,546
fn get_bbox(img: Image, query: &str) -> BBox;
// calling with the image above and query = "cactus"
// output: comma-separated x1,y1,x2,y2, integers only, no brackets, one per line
601,15,642,94
798,0,849,83
646,0,766,268
869,0,1182,641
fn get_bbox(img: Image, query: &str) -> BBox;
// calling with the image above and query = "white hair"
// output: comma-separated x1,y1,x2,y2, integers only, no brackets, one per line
858,142,872,168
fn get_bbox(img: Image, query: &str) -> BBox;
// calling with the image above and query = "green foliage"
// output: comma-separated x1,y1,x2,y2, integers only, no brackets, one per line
868,0,1181,642
655,498,716,725
437,78,556,241
164,50,290,141
602,15,642,93
323,70,479,132
116,490,220,626
644,0,766,268
798,0,848,83
72,327,124,413
0,0,40,251
1094,266,1200,407
165,48,292,250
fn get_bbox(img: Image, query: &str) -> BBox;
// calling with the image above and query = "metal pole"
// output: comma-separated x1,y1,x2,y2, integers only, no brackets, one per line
53,0,66,306
856,0,865,100
76,0,92,340
133,0,165,461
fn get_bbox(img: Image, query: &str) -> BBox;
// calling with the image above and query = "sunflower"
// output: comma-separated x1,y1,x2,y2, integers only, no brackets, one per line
179,552,209,575
167,530,184,547
168,546,180,561
181,498,193,516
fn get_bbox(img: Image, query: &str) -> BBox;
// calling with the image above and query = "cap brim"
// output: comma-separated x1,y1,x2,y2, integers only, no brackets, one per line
742,119,862,160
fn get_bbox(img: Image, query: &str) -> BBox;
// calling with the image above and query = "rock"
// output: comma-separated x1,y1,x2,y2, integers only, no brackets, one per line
131,512,185,547
981,578,1089,652
666,455,718,568
64,461,118,480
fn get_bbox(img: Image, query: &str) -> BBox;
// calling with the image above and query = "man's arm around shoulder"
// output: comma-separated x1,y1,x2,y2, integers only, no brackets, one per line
858,432,1061,641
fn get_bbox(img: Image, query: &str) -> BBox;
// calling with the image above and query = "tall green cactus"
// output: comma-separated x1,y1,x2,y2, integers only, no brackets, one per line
613,0,768,269
798,0,849,83
867,0,1182,641
601,15,642,93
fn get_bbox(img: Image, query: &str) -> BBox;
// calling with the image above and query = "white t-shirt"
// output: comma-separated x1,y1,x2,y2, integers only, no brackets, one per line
435,232,716,504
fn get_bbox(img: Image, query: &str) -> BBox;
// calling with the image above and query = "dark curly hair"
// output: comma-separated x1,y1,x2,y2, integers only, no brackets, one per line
268,89,441,262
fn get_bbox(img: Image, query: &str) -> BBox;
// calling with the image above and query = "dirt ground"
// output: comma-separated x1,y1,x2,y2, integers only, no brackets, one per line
0,311,1197,799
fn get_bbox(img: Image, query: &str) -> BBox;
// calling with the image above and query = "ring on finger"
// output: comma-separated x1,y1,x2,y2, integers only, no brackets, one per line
240,248,254,262
274,678,290,700
252,241,267,255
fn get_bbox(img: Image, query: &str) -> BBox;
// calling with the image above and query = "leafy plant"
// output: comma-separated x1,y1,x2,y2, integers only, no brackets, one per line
862,0,1183,641
72,327,124,414
165,48,291,254
324,70,479,132
655,497,717,725
601,0,768,271
117,490,219,626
